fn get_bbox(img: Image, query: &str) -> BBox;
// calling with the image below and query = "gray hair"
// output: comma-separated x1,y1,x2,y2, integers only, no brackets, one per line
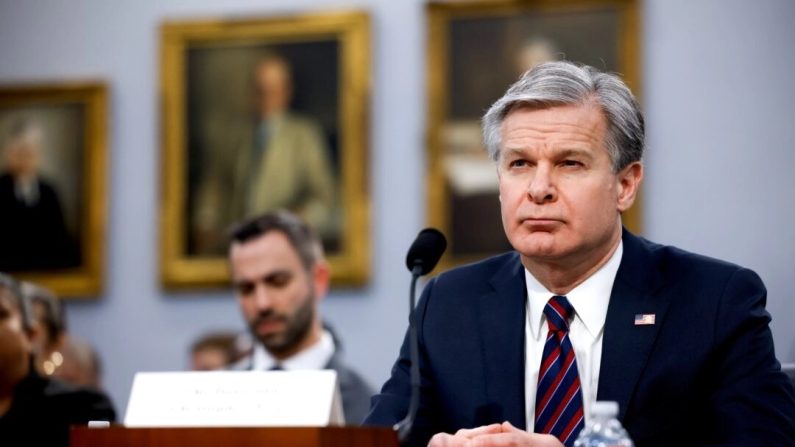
482,61,644,171
0,272,34,332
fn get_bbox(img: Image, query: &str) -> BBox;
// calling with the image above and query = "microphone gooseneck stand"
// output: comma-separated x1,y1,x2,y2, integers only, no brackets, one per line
395,264,423,444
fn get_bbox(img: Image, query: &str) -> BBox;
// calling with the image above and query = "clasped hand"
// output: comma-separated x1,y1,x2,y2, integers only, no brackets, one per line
428,422,565,447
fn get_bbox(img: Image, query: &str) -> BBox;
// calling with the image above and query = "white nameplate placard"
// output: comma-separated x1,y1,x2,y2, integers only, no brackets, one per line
124,370,344,427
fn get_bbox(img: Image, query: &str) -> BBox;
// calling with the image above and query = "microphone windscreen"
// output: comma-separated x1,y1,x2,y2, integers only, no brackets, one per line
405,228,447,275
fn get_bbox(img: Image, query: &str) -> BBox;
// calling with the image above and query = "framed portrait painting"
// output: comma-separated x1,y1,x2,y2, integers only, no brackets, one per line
426,0,641,269
0,83,107,297
160,11,371,288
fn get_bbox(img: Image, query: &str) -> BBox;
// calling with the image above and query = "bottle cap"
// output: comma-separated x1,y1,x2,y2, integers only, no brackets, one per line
591,401,619,417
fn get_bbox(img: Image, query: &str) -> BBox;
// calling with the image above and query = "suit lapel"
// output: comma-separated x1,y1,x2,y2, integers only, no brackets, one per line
597,231,669,420
477,254,528,429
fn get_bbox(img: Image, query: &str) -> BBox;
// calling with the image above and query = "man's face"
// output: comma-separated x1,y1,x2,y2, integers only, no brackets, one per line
0,290,32,386
254,60,292,118
497,103,642,268
230,231,319,359
4,141,41,178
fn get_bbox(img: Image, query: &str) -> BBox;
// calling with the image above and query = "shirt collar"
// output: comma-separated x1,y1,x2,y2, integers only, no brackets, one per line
525,240,623,339
260,112,287,127
251,329,335,371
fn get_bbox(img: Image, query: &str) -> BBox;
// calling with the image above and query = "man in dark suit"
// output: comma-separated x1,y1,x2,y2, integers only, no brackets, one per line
228,210,373,424
0,119,76,271
364,61,795,446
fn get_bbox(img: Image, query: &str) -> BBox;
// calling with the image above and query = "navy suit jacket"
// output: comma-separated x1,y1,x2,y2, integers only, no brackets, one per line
365,231,795,446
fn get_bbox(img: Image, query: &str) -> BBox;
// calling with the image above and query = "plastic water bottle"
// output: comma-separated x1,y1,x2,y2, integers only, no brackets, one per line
573,401,634,447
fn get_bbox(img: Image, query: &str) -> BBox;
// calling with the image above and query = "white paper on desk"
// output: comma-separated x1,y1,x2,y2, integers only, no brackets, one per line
124,370,344,427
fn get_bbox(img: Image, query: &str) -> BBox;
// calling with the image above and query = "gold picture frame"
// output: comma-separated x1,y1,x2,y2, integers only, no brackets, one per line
426,0,641,269
160,11,371,288
0,83,108,297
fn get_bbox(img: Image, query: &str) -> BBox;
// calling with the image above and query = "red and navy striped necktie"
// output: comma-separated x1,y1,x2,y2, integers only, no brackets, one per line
534,295,585,447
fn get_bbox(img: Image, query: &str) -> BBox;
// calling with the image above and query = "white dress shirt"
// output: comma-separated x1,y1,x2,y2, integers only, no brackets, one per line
524,241,623,431
251,329,335,371
14,177,39,206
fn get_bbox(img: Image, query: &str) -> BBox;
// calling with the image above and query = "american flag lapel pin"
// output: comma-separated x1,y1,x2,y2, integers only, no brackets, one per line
634,314,656,326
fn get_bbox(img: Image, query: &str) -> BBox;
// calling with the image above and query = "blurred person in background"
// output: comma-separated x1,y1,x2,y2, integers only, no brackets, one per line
190,330,251,371
233,54,338,240
228,210,372,424
0,272,115,446
22,281,104,390
193,54,339,254
54,335,103,389
0,119,76,271
21,282,65,377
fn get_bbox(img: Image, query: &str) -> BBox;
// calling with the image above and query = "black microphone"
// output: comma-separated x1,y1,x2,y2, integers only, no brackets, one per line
405,228,447,276
396,228,447,445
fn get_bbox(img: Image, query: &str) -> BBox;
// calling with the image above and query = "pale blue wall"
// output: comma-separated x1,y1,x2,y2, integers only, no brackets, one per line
1,0,793,416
